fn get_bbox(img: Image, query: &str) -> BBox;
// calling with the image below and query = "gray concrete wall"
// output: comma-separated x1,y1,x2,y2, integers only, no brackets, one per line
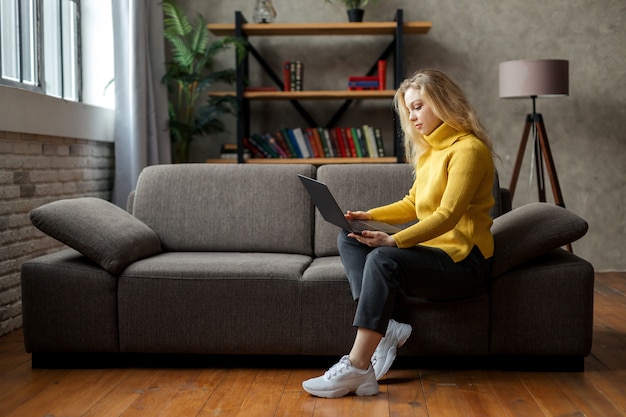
182,0,625,271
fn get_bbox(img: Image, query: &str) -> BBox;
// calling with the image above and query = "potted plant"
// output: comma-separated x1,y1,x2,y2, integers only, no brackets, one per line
325,0,379,22
162,0,245,163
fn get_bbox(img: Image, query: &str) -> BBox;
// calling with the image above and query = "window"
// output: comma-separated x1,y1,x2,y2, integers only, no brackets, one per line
0,0,81,101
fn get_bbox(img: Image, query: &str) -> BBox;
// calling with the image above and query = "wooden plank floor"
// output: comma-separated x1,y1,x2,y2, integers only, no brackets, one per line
1,272,624,417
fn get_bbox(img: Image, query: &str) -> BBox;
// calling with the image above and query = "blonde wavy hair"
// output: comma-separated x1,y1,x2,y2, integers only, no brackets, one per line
393,69,493,166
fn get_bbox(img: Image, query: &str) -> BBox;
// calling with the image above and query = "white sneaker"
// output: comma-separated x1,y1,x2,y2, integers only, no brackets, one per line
302,355,379,398
372,319,412,380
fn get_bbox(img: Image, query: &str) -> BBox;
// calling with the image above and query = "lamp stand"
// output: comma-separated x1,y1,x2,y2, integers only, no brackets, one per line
508,96,572,251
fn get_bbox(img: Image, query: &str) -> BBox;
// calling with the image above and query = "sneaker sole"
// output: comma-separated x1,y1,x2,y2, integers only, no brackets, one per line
303,382,379,398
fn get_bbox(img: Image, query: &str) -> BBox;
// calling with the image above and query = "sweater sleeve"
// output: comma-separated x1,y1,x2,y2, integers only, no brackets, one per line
368,182,419,224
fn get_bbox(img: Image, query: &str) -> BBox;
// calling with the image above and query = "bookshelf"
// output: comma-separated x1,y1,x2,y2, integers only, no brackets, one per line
206,10,432,164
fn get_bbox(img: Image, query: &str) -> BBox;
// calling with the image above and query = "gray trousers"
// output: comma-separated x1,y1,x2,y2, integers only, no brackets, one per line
337,231,492,335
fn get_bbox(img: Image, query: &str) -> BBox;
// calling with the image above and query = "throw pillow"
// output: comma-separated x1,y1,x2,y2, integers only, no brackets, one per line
490,202,588,277
30,197,162,275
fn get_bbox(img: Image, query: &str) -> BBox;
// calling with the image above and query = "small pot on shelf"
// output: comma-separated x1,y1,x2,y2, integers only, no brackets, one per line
347,8,364,22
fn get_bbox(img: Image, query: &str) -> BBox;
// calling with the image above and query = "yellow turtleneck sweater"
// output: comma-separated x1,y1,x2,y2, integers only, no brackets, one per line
369,123,495,262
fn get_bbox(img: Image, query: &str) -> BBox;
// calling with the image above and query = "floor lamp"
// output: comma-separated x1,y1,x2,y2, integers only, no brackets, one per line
499,59,571,251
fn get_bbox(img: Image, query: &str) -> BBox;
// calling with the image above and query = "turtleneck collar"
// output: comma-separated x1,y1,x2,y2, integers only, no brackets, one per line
423,122,469,150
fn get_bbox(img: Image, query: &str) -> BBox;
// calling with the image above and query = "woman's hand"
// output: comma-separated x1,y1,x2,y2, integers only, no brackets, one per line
345,211,397,247
348,230,398,247
345,210,372,221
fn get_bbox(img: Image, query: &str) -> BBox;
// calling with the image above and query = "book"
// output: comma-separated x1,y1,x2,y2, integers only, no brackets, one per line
374,127,385,157
304,128,320,158
330,128,345,157
353,127,369,157
339,128,355,157
314,128,331,157
362,125,379,157
307,127,326,158
274,129,295,158
348,75,379,90
264,133,288,158
349,81,379,87
244,136,269,158
294,61,303,91
283,62,291,91
345,128,361,157
348,75,378,82
377,60,386,90
292,127,312,158
284,61,304,91
290,62,296,91
285,128,303,158
252,133,279,158
319,127,336,157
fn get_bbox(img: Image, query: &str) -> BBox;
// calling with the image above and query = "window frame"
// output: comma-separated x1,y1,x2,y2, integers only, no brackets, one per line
0,0,82,102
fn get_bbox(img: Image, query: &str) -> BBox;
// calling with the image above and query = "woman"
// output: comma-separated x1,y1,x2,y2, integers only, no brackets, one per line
302,69,496,398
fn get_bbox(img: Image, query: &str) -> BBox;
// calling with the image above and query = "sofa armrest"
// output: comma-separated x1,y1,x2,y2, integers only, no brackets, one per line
30,197,162,275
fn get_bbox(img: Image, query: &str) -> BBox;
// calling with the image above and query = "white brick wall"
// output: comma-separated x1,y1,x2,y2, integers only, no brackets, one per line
0,130,114,337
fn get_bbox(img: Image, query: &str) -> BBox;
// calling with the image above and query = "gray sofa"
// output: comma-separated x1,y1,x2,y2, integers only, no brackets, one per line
21,163,594,369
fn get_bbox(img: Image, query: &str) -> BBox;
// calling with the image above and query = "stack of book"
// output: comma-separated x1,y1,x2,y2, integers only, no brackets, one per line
241,126,386,159
348,60,386,90
283,61,303,91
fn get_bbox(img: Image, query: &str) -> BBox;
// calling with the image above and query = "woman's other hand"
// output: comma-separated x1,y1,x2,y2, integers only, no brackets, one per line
345,210,372,221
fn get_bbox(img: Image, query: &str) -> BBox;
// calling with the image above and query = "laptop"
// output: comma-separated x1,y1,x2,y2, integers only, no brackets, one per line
298,174,403,235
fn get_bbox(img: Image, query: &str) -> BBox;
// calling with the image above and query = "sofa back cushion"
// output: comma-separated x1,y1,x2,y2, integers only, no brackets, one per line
315,164,414,257
132,163,316,255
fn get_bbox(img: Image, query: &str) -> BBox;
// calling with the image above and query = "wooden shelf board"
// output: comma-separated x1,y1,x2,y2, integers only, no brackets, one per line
207,157,398,164
209,90,396,100
207,21,432,37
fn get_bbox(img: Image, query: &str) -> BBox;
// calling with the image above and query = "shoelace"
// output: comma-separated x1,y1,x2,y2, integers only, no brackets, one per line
324,357,352,380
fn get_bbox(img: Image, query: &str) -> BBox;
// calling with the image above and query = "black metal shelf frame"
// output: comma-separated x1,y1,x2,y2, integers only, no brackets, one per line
234,10,407,163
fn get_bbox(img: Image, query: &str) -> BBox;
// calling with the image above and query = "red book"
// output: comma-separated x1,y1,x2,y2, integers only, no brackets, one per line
343,128,357,157
273,129,294,157
283,61,291,91
331,128,346,157
348,75,378,82
377,60,386,90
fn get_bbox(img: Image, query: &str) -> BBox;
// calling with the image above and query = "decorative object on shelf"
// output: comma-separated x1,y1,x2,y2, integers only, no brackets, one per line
499,58,571,249
162,0,245,163
325,0,379,22
253,0,277,23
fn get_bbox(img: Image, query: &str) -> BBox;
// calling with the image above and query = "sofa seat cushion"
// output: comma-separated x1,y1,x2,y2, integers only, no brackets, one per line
121,251,313,279
117,252,313,355
30,197,162,275
490,202,588,277
300,256,490,357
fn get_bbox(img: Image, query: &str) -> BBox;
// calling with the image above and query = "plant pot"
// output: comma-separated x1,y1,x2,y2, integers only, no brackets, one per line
347,8,364,22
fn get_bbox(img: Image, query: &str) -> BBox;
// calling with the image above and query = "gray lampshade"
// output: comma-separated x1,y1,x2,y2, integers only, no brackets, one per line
499,59,569,98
